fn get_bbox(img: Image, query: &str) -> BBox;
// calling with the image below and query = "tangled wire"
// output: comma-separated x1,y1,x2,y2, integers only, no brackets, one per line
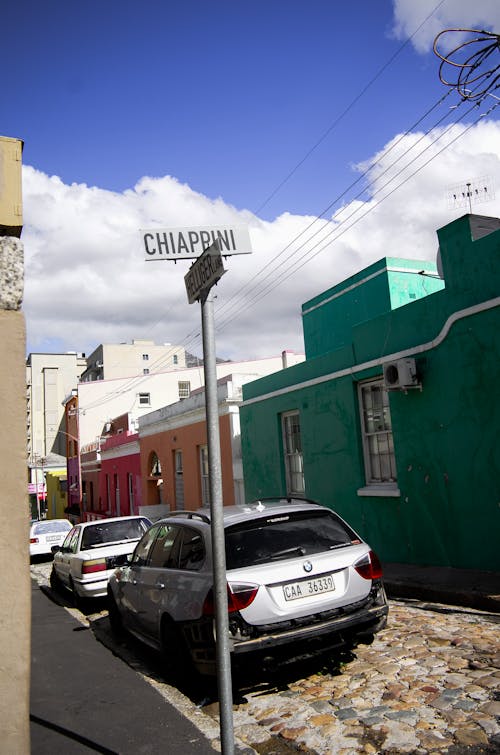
433,28,500,100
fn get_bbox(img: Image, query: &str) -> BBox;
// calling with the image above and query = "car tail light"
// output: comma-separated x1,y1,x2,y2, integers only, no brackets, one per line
30,538,39,544
354,550,383,580
202,582,259,616
82,558,107,575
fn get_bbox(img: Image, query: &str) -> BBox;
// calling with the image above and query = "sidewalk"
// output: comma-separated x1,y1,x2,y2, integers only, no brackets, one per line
382,562,500,613
30,580,220,754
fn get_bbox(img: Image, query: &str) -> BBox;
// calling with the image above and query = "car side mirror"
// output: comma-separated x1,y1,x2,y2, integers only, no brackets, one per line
51,545,61,554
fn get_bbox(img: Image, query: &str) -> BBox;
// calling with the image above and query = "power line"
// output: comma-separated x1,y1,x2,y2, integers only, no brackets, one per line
254,0,448,216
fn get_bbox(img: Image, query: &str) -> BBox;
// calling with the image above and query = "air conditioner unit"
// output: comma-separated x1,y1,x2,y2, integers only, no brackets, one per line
383,358,419,391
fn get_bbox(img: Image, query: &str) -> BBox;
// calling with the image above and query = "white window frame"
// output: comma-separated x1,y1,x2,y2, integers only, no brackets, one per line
174,450,184,510
357,378,400,497
138,392,151,406
281,410,305,495
199,445,210,507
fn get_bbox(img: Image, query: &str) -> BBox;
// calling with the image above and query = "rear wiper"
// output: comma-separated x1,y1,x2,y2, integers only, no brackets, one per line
254,546,306,563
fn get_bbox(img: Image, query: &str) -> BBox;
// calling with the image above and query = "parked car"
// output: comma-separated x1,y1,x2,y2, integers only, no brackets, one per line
50,515,151,603
107,498,388,677
29,518,73,559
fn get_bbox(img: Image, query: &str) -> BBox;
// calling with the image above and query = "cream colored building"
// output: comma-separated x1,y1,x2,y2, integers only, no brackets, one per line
77,351,305,448
80,338,187,382
26,351,87,462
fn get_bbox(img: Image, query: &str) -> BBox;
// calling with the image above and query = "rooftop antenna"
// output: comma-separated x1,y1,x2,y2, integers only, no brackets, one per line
445,176,495,214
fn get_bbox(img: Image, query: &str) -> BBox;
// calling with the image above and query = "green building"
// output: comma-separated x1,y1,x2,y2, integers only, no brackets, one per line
240,214,500,571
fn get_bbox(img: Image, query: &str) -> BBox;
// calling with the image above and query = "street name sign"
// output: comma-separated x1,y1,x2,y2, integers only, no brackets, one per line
184,241,226,304
142,224,252,261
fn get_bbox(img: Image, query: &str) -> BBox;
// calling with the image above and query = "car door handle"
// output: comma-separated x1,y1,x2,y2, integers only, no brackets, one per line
155,582,165,590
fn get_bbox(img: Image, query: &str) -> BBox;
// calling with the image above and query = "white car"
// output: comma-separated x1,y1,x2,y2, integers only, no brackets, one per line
50,515,151,603
108,498,388,677
29,519,73,558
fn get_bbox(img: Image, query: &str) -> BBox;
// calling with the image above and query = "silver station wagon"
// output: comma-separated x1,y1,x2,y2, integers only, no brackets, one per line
107,498,389,676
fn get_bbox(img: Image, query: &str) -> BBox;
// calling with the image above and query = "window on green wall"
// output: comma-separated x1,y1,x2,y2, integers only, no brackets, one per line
358,379,397,486
281,411,305,495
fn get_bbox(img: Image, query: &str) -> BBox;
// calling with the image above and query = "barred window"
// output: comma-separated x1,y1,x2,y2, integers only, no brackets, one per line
358,380,397,484
178,381,190,399
281,411,305,495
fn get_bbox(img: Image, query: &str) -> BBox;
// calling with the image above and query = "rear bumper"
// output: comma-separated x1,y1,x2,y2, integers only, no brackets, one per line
73,574,111,599
231,602,388,656
186,592,388,675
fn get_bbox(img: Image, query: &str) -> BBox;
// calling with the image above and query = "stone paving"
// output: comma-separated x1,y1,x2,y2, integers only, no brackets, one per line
31,562,500,754
205,601,500,754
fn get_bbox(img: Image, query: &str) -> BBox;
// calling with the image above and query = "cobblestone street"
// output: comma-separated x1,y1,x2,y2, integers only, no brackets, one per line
31,562,500,754
213,601,500,754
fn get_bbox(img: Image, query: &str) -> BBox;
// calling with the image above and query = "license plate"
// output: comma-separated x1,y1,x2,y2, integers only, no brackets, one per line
283,573,335,601
46,535,61,542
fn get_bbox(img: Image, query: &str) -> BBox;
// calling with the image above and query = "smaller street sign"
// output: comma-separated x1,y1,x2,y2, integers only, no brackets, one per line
185,241,226,304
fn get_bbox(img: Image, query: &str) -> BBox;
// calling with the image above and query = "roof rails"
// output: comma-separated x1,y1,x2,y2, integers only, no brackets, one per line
164,510,211,524
248,496,322,507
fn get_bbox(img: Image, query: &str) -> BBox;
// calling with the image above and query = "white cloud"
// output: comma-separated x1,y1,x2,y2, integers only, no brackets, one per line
22,119,500,362
392,0,500,54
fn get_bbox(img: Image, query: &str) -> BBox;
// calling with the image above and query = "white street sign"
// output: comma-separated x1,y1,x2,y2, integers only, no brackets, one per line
142,225,252,261
185,241,226,304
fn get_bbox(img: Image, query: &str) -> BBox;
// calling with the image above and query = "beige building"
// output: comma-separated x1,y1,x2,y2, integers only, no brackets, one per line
26,351,87,462
80,338,186,382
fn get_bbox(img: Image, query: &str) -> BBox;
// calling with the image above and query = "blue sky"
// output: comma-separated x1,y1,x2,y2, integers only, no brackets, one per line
2,0,500,360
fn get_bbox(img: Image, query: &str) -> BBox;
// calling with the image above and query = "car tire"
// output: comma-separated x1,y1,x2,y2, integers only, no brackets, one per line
107,591,124,639
69,578,85,611
160,617,191,682
49,566,61,593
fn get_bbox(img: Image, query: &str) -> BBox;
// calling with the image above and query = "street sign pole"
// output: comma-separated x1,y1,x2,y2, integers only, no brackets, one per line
200,289,234,755
143,226,252,755
183,239,234,753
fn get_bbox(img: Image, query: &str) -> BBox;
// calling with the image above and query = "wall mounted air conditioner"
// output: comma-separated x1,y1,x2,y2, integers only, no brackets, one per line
383,358,420,391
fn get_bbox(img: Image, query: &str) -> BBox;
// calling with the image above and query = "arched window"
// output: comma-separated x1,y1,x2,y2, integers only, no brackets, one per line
150,452,162,477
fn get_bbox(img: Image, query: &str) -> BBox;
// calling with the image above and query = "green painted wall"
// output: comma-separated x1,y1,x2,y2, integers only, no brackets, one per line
241,215,500,571
302,257,444,360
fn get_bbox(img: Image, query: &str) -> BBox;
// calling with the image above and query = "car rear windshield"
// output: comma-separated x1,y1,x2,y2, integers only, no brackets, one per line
81,518,149,549
33,521,71,535
225,510,358,570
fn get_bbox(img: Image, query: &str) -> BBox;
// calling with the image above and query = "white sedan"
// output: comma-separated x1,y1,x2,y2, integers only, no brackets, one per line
29,519,73,559
50,515,151,603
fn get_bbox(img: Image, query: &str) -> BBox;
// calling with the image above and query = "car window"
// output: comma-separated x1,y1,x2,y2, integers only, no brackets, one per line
67,528,81,554
178,527,205,571
148,524,182,568
225,510,356,569
131,525,160,566
61,527,76,550
34,521,71,535
81,518,150,549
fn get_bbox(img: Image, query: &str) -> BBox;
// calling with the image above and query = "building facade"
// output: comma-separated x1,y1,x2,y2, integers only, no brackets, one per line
80,339,186,382
240,215,500,572
138,374,250,515
26,351,86,462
